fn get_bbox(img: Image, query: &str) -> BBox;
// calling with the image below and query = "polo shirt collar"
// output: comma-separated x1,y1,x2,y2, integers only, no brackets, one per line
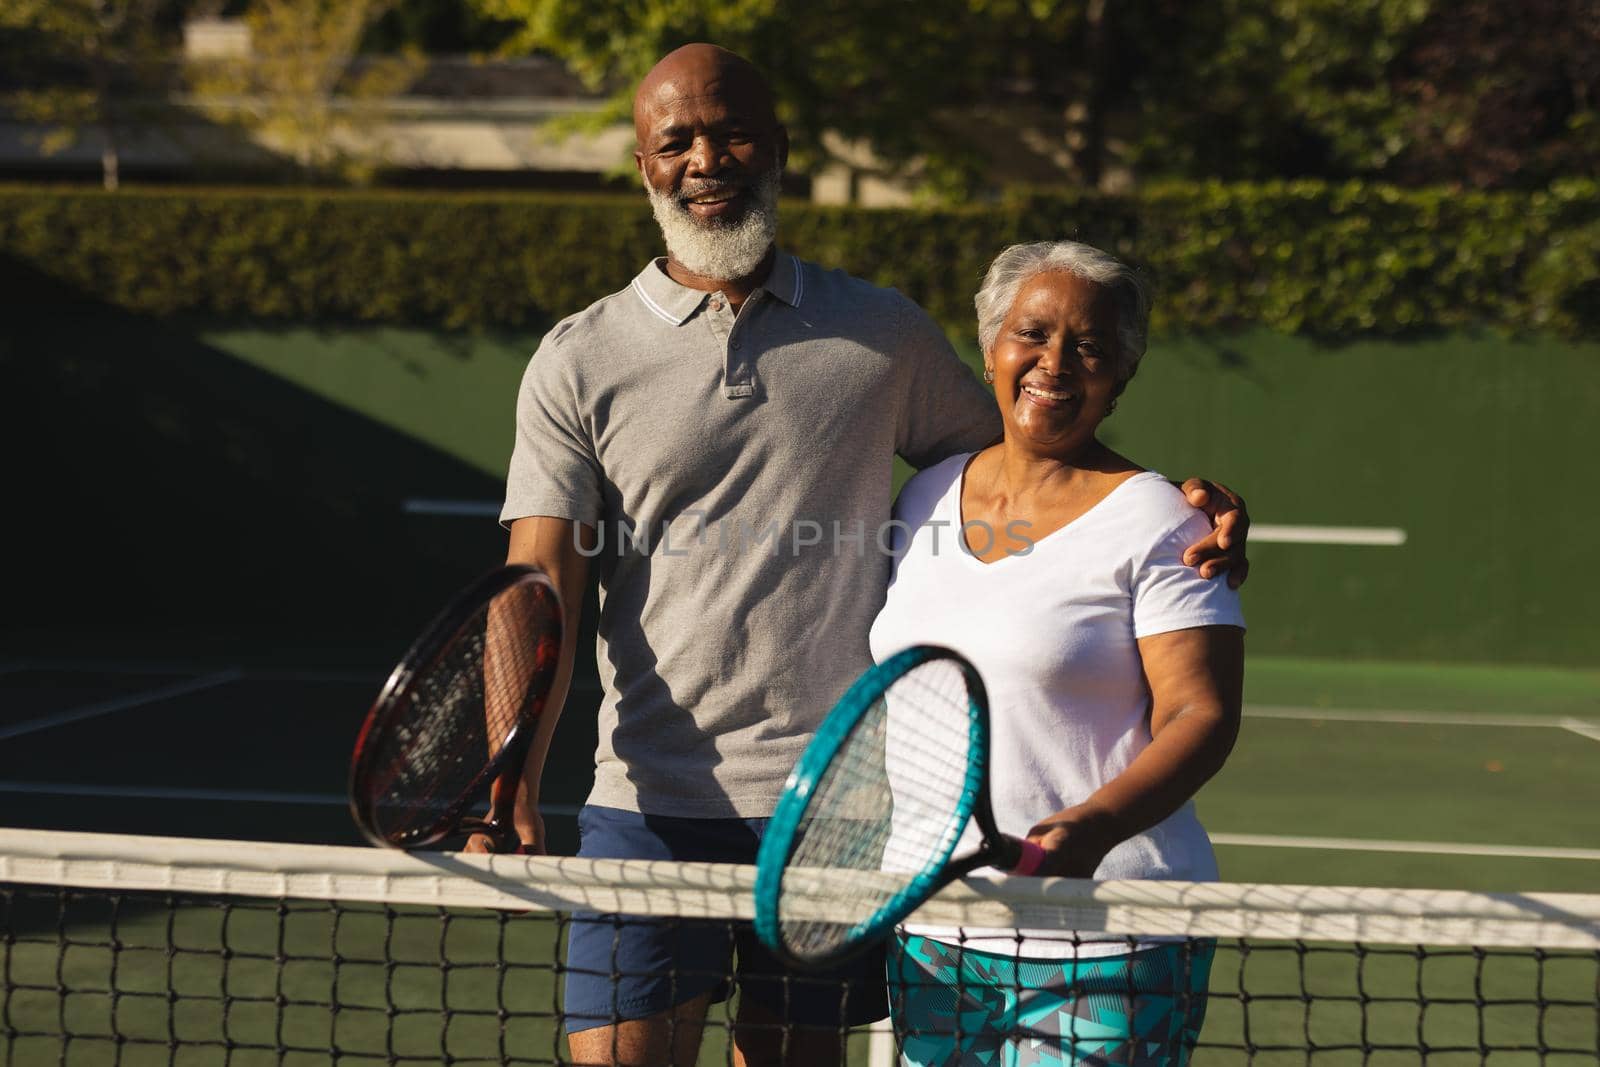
763,250,804,308
630,249,805,326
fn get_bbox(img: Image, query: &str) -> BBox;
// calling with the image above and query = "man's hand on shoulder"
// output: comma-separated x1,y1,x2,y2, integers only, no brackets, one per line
1178,478,1250,589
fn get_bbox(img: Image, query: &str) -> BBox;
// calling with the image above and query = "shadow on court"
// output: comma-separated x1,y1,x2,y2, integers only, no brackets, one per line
0,256,602,851
1,254,511,659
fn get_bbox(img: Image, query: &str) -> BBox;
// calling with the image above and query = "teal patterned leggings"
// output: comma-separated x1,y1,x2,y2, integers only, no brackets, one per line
887,935,1215,1067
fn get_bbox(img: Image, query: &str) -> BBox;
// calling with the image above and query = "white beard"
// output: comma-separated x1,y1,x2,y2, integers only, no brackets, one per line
645,168,780,281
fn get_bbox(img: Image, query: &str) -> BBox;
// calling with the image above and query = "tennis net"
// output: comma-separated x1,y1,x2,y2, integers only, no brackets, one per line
2,828,1598,1065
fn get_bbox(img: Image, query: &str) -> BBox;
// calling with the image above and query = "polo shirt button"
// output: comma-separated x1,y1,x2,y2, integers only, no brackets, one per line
709,297,724,311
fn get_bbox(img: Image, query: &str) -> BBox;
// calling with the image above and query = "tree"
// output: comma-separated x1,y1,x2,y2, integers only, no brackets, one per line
363,0,522,54
467,0,1598,195
464,0,1037,195
462,0,1439,195
1126,0,1600,188
1389,0,1600,188
0,0,172,191
1119,0,1435,182
185,0,423,184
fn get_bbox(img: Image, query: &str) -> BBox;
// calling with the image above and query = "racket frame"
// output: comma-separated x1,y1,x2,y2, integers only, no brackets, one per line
755,644,1019,968
348,564,562,852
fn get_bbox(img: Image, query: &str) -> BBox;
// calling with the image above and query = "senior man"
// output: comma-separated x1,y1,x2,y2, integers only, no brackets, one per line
470,43,1249,1067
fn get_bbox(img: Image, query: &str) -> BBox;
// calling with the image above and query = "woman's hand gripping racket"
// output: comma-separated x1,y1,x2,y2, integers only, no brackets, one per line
753,645,1044,969
349,565,562,854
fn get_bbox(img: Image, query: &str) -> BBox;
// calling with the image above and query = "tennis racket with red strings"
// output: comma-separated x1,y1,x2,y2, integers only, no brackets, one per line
349,564,563,854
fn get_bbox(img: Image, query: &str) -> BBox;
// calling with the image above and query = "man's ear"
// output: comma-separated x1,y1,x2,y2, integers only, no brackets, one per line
633,150,645,177
775,124,790,171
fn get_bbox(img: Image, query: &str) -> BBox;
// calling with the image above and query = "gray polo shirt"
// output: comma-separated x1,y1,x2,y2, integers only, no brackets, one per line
503,251,998,817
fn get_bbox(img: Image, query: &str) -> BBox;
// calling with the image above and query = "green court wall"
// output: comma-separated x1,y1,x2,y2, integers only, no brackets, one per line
1080,331,1599,667
199,325,1599,669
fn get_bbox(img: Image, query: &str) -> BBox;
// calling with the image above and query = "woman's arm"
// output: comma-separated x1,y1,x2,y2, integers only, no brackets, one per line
1026,625,1245,877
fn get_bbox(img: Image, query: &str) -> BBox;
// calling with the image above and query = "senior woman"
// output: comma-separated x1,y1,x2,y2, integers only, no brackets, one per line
868,240,1245,1066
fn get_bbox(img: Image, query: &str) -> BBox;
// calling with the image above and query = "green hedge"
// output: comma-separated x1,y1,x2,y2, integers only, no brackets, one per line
2,181,1596,337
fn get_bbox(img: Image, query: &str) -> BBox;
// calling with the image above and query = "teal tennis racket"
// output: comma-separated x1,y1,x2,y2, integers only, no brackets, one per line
753,645,1044,968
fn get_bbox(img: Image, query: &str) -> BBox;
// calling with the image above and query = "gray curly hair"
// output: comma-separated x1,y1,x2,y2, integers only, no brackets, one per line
974,241,1151,386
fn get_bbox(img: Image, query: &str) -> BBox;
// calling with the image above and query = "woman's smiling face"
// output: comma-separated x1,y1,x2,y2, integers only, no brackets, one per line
986,270,1124,457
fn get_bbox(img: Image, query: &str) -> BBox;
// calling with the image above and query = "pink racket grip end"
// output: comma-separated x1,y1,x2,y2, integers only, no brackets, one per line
1009,838,1047,876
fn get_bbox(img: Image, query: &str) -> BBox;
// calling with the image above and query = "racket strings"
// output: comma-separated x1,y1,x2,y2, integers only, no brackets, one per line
359,577,561,844
777,658,978,960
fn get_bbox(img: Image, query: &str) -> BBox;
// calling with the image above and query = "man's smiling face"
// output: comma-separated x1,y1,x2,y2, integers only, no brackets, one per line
633,46,788,282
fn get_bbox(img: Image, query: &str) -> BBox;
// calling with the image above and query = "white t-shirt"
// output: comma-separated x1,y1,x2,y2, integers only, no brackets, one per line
867,454,1245,957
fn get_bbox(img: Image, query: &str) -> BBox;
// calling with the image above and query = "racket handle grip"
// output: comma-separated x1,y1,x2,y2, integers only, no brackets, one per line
1008,837,1047,876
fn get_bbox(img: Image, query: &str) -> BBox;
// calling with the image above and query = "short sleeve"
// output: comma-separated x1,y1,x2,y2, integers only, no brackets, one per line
1131,512,1247,639
894,298,1001,469
500,327,603,528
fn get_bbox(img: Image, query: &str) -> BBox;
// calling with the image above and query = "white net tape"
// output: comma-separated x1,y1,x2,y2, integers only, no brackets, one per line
5,829,1598,950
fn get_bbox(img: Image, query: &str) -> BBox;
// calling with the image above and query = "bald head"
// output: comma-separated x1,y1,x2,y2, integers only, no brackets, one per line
633,44,787,286
633,44,778,144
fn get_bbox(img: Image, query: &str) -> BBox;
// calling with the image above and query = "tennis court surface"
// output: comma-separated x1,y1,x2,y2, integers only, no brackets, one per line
2,655,1596,1063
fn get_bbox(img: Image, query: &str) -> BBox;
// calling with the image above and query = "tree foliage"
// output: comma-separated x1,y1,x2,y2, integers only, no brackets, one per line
1123,0,1431,181
362,0,523,53
1388,0,1600,187
466,0,1599,195
466,0,1000,190
0,0,172,190
1129,0,1600,188
184,0,423,183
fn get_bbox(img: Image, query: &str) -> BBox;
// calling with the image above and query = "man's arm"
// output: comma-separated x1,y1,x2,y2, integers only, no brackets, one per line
894,297,1002,468
464,515,593,854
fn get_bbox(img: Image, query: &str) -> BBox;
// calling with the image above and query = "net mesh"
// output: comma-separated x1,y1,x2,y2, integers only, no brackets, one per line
3,829,1599,1065
777,656,978,964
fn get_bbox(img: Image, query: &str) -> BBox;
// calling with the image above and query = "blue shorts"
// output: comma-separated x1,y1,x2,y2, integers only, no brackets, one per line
562,805,888,1034
888,935,1214,1066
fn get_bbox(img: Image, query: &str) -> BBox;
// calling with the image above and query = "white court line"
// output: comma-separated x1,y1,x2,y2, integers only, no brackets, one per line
0,661,374,684
1,664,1583,735
0,780,1589,860
0,671,242,742
1252,524,1407,546
0,661,602,695
0,659,241,676
241,667,379,685
0,779,586,816
1245,705,1600,744
404,498,500,518
1246,705,1597,728
1211,833,1600,862
3,777,1591,861
0,782,349,805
